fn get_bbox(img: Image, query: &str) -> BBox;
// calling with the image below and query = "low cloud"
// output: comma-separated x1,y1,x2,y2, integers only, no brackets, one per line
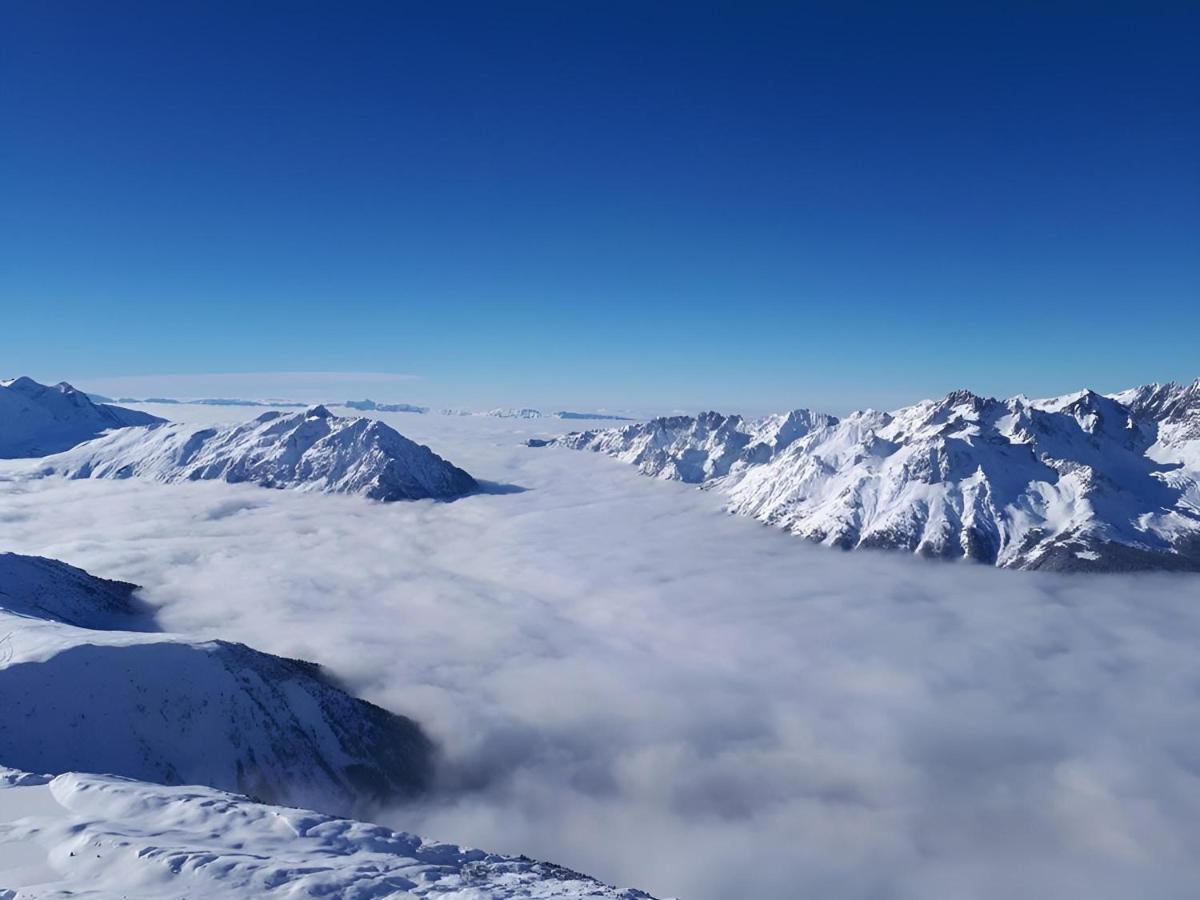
2,411,1199,900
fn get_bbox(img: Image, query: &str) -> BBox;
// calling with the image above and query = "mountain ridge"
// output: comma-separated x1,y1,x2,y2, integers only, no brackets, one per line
35,405,478,501
539,380,1200,571
0,376,163,458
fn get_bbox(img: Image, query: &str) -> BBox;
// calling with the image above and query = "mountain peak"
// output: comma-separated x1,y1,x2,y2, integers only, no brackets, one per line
937,388,993,410
0,376,163,458
41,407,478,501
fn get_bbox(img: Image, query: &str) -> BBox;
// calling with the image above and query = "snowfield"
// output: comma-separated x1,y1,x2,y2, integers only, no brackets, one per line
544,381,1200,571
0,770,655,899
3,403,1200,899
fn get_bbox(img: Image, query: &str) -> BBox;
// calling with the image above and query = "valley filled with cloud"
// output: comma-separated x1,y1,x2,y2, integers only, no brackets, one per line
4,406,1198,900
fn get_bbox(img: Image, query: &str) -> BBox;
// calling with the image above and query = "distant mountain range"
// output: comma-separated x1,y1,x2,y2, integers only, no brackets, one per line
80,391,636,421
440,407,634,420
342,398,429,413
538,381,1200,572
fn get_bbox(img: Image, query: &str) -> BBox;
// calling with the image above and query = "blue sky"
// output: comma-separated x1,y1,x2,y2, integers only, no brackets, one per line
2,3,1197,412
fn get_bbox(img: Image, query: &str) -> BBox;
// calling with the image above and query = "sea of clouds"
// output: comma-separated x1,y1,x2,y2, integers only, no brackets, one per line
2,406,1199,900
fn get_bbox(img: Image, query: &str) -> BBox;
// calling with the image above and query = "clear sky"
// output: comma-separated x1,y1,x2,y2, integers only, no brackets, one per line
2,2,1197,413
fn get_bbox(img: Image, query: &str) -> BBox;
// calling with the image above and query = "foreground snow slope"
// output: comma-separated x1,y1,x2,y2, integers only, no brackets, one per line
0,554,433,815
544,381,1200,571
0,377,162,459
36,405,478,501
0,552,153,631
0,770,657,899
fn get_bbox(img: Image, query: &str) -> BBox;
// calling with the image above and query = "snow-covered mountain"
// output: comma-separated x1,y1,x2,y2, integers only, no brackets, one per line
37,405,478,501
0,769,657,899
0,553,433,815
0,377,162,458
541,381,1200,571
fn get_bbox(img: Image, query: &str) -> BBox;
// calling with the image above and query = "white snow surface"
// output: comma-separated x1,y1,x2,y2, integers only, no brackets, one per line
0,770,654,899
547,381,1200,570
0,377,162,459
33,405,478,501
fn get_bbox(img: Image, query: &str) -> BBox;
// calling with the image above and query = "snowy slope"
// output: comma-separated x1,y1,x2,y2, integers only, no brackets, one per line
542,381,1200,571
0,553,153,631
0,770,657,899
0,377,162,459
0,554,433,815
36,405,478,501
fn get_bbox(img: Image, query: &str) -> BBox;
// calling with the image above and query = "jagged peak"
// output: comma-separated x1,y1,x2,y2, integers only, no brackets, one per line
936,388,998,412
305,404,334,419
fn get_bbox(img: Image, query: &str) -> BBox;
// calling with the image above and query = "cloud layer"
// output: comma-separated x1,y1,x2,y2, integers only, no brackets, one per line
2,407,1199,899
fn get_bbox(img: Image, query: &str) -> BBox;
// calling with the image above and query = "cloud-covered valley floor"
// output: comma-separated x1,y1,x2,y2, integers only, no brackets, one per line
2,407,1199,900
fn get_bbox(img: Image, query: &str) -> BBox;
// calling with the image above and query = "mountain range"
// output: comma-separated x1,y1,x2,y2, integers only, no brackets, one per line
539,381,1200,572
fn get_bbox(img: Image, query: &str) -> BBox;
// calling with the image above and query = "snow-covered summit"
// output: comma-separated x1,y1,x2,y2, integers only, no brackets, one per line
0,376,162,458
540,382,1200,571
36,406,478,501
